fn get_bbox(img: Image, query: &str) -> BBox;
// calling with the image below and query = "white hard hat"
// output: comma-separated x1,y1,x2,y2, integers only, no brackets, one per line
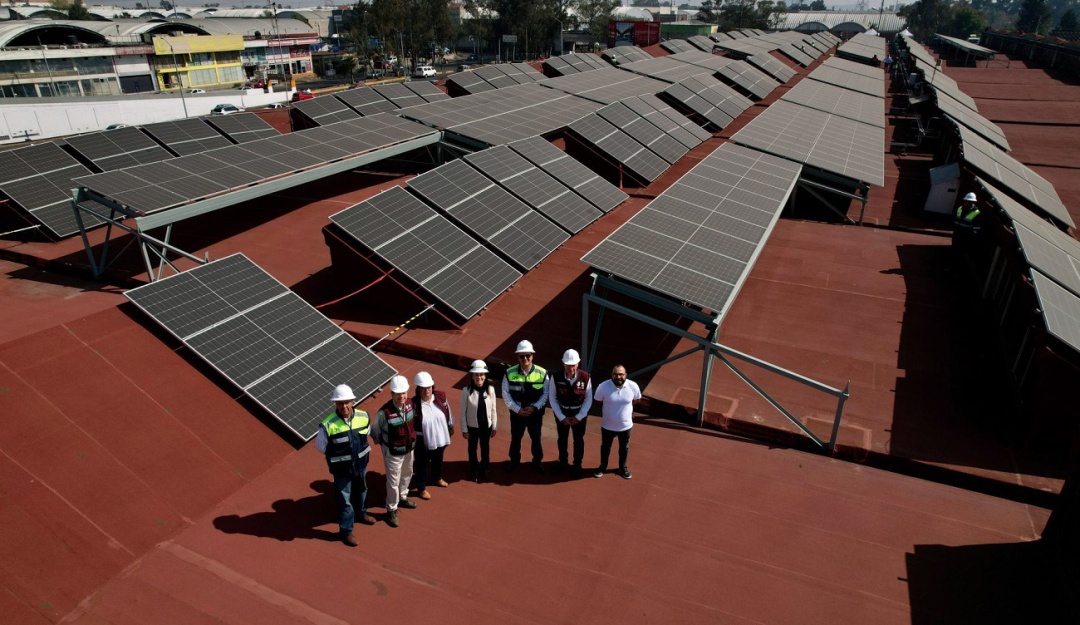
389,375,409,393
515,339,535,354
414,371,434,388
562,349,581,365
469,359,489,373
963,192,977,202
331,384,355,402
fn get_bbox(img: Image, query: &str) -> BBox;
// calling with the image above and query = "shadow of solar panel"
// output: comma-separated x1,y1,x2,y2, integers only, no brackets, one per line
569,114,670,182
330,186,522,318
508,135,628,213
126,254,395,440
141,119,232,156
205,113,281,143
409,162,569,269
372,83,427,108
597,102,688,165
402,80,450,102
336,87,399,115
582,143,801,315
464,145,602,233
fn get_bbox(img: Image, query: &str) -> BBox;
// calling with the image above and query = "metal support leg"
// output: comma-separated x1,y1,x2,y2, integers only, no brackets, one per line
697,326,717,426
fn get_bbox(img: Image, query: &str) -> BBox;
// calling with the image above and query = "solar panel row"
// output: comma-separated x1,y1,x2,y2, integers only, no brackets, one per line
0,142,102,237
508,135,628,213
64,126,175,171
568,114,670,183
663,75,754,131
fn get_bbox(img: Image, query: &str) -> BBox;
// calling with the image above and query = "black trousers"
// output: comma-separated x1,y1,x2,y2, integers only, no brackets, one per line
413,443,445,491
467,418,491,474
509,410,544,465
598,427,632,470
556,417,588,467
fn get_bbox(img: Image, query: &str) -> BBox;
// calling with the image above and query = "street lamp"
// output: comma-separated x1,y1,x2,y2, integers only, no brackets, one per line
161,37,188,118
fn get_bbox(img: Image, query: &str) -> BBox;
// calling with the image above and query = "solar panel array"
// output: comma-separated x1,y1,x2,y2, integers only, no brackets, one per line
731,99,885,186
746,52,796,83
914,60,979,111
508,135,628,213
663,75,754,130
687,35,716,52
330,186,522,319
1029,269,1080,355
463,145,603,233
540,68,670,104
620,57,715,84
820,56,886,80
668,50,735,73
933,88,1009,150
542,53,608,76
602,46,652,64
955,123,1072,227
714,37,773,57
445,69,497,95
140,118,233,156
445,85,601,146
64,126,175,171
568,114,670,183
474,65,519,89
77,114,436,216
292,96,361,126
582,142,801,316
205,112,281,143
780,79,885,128
401,80,451,102
0,142,102,238
371,83,427,108
775,42,816,67
125,253,397,440
335,86,400,116
597,101,689,165
718,61,779,99
806,64,885,98
836,33,886,64
660,39,696,54
621,94,711,149
407,159,570,270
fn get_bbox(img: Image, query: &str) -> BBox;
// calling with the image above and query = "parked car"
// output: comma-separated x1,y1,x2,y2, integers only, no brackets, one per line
266,103,288,109
187,88,206,94
210,103,243,115
413,65,436,78
291,89,314,102
105,123,129,130
456,64,472,72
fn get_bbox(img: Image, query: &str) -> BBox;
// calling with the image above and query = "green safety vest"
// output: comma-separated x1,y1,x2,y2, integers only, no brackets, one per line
506,364,547,411
321,410,370,475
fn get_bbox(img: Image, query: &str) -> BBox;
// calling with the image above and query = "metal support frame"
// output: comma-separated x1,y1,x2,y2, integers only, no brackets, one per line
582,274,850,451
790,167,870,225
71,133,441,282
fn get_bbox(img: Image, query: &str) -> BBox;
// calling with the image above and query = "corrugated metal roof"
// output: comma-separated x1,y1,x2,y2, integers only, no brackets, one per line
779,11,906,33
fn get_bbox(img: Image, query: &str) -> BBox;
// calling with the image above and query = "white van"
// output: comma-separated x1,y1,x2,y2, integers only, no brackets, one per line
413,65,436,78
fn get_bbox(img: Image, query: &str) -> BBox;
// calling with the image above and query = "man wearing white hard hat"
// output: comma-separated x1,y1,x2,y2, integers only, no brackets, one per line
411,371,453,500
370,375,418,528
545,349,592,478
460,359,499,482
314,384,375,547
953,191,983,257
501,339,549,473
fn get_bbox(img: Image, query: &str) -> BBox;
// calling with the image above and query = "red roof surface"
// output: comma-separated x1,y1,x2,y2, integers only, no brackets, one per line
0,47,1075,624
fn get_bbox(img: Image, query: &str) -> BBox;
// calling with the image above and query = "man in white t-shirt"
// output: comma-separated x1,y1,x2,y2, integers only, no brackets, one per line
592,364,641,480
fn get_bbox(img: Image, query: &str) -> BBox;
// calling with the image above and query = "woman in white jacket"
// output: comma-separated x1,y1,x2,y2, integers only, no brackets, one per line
459,360,499,482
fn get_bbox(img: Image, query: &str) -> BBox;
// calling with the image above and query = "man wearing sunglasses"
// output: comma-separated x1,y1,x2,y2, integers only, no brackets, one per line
502,339,549,473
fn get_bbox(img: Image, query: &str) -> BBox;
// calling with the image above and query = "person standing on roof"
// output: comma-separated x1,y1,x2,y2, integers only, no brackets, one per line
502,339,549,473
955,192,982,233
411,371,453,501
883,54,894,76
315,384,375,547
460,360,498,482
371,375,418,528
592,364,641,480
546,349,592,478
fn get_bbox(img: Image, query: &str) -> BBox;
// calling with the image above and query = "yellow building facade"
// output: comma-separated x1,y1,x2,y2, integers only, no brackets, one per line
153,34,246,90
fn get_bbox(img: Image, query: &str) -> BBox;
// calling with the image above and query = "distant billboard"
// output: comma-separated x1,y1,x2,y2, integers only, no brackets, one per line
608,21,660,48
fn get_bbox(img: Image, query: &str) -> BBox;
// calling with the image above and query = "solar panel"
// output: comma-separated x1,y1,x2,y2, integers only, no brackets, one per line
544,56,577,75
330,186,522,319
933,88,1009,150
205,112,281,143
668,50,735,73
775,43,815,67
663,75,753,131
621,95,707,150
473,64,519,89
731,99,885,186
807,64,885,98
508,135,628,213
602,46,652,64
140,119,233,156
660,39,696,54
596,101,689,165
402,80,450,102
780,79,885,128
1029,269,1080,355
820,56,885,80
0,142,103,238
746,52,796,83
582,142,801,316
620,57,716,84
125,253,396,440
687,35,716,52
464,145,603,233
510,63,545,82
568,114,671,183
717,60,779,100
446,88,601,146
64,126,175,171
407,160,570,270
292,96,361,126
446,69,498,94
372,83,427,108
914,59,979,112
335,87,399,115
540,68,670,104
837,33,886,64
955,124,1072,227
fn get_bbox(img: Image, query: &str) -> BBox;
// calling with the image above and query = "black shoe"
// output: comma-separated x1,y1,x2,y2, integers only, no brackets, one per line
619,467,632,480
398,498,417,509
593,467,606,478
386,511,398,528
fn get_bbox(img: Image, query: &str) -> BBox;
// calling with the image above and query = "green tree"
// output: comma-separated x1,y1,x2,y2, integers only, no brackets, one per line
718,0,759,29
1016,0,1053,32
899,0,952,39
576,0,620,46
809,0,826,9
49,0,92,19
698,0,720,22
1058,7,1079,31
948,1,987,36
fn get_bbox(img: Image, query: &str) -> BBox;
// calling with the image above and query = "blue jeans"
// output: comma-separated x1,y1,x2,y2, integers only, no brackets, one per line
333,464,367,532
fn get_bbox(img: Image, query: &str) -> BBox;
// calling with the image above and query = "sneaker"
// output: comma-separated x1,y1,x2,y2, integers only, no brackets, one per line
435,479,449,488
398,498,417,509
358,513,376,525
385,511,398,528
593,467,606,478
342,531,359,547
619,467,632,480
418,490,432,500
